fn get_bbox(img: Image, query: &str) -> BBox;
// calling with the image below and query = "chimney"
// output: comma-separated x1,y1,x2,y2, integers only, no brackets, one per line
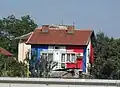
67,25,75,34
41,25,49,33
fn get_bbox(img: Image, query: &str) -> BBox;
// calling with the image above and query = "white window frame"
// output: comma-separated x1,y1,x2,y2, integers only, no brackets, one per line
61,53,66,63
67,53,71,63
71,53,76,63
40,51,54,61
61,52,77,63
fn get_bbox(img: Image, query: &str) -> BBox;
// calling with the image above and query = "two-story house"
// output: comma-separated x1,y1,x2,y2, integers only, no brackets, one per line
17,25,95,75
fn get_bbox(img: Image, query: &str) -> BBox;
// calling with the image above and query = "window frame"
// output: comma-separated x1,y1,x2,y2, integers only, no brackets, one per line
71,53,76,63
61,53,66,63
41,51,54,61
61,52,77,63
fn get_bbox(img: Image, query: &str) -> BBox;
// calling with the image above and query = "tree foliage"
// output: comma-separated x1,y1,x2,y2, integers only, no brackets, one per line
25,51,58,77
0,15,37,77
92,32,120,79
0,15,37,56
0,55,27,77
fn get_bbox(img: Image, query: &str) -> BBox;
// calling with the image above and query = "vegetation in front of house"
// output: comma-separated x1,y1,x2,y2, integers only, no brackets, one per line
0,55,27,77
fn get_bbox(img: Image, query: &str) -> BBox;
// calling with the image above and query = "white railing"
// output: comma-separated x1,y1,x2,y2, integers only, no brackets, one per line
0,77,120,87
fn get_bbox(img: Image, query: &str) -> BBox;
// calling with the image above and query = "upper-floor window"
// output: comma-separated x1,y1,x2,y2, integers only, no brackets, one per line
88,49,90,57
55,46,59,49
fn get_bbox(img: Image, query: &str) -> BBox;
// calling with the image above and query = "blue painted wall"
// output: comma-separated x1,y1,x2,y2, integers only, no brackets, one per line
82,47,86,73
31,45,48,60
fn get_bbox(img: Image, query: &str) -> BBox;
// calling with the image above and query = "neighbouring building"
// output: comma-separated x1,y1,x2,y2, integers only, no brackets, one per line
0,47,13,56
17,25,95,75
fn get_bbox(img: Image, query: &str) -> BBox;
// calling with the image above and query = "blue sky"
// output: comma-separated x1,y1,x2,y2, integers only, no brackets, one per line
0,0,120,37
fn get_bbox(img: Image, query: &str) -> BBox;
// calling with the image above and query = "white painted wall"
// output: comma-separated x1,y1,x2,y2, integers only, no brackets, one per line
48,46,66,61
48,46,66,51
48,46,66,69
18,40,31,62
85,39,91,74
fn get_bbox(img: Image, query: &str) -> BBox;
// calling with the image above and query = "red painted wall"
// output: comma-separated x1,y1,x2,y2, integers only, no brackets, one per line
66,46,84,53
90,43,94,64
66,46,84,69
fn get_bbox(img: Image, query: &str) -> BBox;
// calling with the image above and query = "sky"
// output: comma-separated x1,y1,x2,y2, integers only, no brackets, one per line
0,0,120,37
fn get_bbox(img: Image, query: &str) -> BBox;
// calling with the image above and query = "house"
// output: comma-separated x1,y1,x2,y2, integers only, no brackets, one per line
0,47,13,56
17,25,95,75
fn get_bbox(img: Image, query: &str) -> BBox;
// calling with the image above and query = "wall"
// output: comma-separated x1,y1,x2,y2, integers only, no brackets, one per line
31,45,48,60
18,40,31,62
31,45,85,70
85,39,91,74
30,44,93,73
82,39,94,74
90,42,94,64
66,46,84,70
18,42,92,74
31,45,66,69
0,77,119,87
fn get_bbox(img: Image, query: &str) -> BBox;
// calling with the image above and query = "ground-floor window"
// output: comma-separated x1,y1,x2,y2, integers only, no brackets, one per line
41,52,53,61
41,51,82,63
67,54,71,62
71,54,76,62
48,53,53,61
61,54,65,63
61,53,76,63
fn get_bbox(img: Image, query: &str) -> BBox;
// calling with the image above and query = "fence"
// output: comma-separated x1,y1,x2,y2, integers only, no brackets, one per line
0,77,120,87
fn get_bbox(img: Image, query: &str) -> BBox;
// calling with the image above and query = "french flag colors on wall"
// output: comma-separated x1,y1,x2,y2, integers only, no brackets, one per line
31,43,94,73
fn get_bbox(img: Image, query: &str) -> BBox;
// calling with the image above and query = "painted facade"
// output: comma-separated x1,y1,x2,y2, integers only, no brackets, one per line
18,40,31,62
28,41,94,74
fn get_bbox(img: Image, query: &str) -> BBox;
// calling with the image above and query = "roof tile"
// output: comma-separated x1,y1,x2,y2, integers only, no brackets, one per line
0,47,13,56
26,28,94,45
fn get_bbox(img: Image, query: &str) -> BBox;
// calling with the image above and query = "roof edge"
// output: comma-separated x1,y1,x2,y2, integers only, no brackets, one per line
14,32,33,40
86,30,95,45
26,32,34,44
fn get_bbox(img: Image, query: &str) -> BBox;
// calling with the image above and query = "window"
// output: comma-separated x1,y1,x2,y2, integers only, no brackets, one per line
71,54,76,62
61,54,65,63
88,49,90,57
41,53,53,61
42,53,47,58
67,54,71,62
61,53,76,63
55,46,59,49
48,53,53,61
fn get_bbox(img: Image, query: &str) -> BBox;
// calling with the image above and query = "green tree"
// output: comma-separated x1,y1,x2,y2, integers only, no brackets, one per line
0,55,27,77
0,15,37,57
0,15,37,77
25,51,58,77
92,32,120,79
